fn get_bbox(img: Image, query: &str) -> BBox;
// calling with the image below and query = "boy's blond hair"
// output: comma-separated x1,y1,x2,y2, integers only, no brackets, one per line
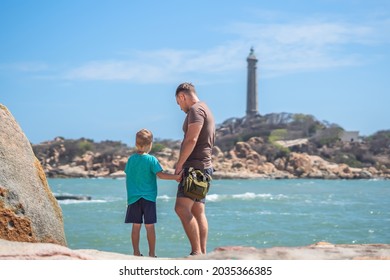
136,129,153,153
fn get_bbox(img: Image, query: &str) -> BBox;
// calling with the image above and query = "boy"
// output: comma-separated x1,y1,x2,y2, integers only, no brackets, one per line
124,129,180,257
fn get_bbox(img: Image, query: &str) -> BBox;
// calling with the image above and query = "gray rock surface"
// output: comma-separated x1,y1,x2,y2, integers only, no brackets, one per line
0,104,66,246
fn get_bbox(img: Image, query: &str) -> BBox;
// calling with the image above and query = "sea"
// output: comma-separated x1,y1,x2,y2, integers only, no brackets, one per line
49,178,390,258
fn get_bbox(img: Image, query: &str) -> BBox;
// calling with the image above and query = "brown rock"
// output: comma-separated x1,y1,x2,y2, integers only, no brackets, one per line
118,157,128,170
273,157,286,170
287,152,313,176
231,161,245,169
247,136,264,146
246,150,265,164
0,104,66,246
368,167,379,176
58,164,88,177
234,142,252,158
212,146,224,160
258,162,277,174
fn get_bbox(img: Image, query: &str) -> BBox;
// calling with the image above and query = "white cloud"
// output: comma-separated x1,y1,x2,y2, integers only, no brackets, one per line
230,21,373,45
0,62,49,72
63,44,246,83
226,18,385,77
59,15,389,82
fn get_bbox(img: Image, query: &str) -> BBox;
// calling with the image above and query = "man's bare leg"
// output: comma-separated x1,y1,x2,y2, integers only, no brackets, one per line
192,202,208,254
175,197,201,254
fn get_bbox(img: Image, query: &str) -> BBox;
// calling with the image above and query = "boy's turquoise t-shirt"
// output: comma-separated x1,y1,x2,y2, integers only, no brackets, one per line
124,153,163,205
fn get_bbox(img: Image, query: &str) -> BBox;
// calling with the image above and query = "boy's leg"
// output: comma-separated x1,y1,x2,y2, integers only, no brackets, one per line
131,223,142,256
145,224,156,257
125,200,144,256
142,199,157,257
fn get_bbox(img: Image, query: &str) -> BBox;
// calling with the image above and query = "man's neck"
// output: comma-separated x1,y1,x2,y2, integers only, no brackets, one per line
189,96,200,106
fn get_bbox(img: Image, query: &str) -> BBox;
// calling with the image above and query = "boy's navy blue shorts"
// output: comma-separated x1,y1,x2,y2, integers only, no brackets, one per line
125,198,157,224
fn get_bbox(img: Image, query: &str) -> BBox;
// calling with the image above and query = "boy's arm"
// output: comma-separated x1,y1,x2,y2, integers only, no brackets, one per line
156,171,181,181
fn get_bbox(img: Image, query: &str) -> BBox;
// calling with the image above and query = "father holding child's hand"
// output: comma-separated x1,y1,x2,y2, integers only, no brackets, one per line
174,82,215,256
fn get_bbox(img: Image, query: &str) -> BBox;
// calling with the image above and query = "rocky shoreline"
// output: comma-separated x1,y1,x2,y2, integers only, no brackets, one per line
34,137,390,180
1,104,390,262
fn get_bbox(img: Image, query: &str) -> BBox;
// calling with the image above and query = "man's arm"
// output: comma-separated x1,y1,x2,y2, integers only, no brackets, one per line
175,122,203,175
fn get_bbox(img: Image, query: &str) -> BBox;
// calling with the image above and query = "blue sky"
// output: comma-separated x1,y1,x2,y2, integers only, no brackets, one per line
1,0,389,145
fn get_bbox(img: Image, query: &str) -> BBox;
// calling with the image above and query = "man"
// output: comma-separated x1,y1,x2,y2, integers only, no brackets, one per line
174,82,215,256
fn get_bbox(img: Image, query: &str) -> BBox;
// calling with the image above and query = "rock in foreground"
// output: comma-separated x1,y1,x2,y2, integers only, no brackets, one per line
0,239,389,260
0,239,136,260
0,104,66,246
197,242,390,260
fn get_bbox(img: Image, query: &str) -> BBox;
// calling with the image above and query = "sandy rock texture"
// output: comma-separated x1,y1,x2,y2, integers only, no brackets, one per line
1,239,389,260
0,104,66,246
194,242,390,260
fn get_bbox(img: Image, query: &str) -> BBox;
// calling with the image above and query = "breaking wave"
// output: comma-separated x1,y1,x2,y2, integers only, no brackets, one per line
58,199,107,205
157,192,288,202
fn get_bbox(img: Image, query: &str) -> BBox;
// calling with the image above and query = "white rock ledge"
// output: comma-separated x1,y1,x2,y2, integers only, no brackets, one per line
1,239,389,260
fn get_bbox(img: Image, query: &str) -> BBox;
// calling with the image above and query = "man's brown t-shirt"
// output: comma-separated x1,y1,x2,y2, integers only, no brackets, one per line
182,101,215,170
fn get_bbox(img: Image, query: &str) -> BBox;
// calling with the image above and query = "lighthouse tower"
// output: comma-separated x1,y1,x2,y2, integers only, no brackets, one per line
246,47,259,118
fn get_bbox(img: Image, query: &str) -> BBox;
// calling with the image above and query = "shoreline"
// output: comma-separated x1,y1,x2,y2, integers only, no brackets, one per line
42,150,390,180
46,171,390,180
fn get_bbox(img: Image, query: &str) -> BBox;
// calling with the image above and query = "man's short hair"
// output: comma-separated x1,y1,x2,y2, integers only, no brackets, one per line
175,82,196,96
136,129,153,148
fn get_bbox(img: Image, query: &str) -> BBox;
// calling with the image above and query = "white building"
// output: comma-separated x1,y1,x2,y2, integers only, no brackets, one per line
340,131,360,142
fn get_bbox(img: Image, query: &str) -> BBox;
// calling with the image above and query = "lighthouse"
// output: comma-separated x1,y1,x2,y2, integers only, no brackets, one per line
246,47,259,117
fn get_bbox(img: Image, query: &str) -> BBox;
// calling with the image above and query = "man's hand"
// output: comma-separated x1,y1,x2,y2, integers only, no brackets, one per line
175,164,183,182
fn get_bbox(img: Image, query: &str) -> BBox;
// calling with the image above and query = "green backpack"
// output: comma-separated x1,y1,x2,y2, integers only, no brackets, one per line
182,168,212,200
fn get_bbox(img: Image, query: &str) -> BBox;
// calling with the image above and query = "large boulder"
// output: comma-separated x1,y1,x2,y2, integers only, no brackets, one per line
234,142,252,158
0,104,66,246
286,152,313,176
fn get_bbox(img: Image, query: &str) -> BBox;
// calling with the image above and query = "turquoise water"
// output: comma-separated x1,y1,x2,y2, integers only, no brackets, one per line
49,178,390,258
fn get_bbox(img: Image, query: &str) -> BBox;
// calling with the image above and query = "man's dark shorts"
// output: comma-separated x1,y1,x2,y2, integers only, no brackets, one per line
177,167,213,204
125,198,157,224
